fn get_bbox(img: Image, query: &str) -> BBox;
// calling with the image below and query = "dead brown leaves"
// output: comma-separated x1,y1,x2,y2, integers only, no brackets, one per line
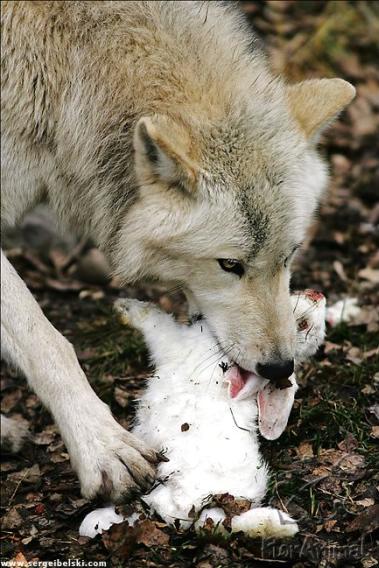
208,493,251,518
346,504,379,534
4,245,120,296
101,518,169,558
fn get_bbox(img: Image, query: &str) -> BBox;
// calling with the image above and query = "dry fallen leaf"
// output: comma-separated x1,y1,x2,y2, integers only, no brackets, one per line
135,519,170,547
297,441,314,459
45,277,83,291
210,493,251,517
114,386,130,408
101,521,134,556
8,464,41,484
324,341,342,354
339,454,365,473
2,507,23,529
324,519,338,533
49,248,70,272
356,498,375,508
333,260,348,282
79,289,105,301
1,390,23,413
34,428,57,446
319,476,342,495
361,556,379,568
363,347,379,359
361,384,376,395
368,404,379,420
50,452,69,463
346,346,363,365
346,504,379,534
312,465,330,477
338,434,359,453
358,267,379,284
10,553,28,568
197,562,213,568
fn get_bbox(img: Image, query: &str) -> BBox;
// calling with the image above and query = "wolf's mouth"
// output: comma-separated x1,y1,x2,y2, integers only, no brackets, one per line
224,363,298,441
224,364,267,400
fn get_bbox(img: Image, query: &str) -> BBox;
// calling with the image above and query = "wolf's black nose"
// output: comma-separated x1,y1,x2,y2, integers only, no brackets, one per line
256,360,294,382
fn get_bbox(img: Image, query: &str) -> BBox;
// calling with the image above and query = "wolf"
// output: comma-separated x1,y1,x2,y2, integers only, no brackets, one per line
1,1,354,503
79,290,326,539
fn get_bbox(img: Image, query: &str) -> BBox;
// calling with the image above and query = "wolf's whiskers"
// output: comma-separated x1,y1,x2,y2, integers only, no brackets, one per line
189,342,236,383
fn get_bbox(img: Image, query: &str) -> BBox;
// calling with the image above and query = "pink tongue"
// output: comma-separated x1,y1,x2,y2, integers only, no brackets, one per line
227,366,247,398
257,379,297,440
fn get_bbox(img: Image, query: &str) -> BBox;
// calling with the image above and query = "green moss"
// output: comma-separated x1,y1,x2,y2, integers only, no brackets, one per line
73,302,149,382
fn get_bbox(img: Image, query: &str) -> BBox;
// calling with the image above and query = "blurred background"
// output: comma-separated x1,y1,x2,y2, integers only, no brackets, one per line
1,1,378,566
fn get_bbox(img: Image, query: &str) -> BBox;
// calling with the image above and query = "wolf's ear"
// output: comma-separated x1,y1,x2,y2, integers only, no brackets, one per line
287,78,355,140
134,116,198,192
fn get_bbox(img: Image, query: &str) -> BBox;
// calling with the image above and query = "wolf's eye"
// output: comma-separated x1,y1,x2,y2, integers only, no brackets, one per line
217,259,244,277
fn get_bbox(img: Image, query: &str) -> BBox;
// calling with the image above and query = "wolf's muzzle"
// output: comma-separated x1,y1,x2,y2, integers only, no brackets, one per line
256,359,294,386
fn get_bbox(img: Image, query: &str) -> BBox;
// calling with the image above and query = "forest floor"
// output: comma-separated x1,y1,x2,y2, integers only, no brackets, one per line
1,1,378,567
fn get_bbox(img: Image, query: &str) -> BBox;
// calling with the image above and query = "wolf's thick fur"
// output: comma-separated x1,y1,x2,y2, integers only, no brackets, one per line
1,1,354,502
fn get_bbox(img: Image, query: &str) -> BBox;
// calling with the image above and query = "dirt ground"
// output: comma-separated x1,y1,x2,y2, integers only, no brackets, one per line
1,1,378,567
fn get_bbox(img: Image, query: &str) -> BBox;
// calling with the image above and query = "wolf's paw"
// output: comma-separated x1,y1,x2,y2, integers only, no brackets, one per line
1,414,30,452
67,402,160,503
114,298,158,328
231,507,298,538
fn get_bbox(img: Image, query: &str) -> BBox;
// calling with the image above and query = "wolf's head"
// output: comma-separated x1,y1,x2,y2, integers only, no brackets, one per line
115,78,354,382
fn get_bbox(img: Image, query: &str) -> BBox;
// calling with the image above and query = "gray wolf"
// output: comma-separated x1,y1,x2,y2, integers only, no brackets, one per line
80,290,326,538
1,1,354,502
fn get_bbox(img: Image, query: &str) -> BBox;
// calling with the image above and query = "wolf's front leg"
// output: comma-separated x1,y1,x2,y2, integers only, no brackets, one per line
1,251,157,502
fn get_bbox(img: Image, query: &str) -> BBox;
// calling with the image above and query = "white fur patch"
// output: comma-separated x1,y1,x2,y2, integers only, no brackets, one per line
79,506,124,538
80,294,326,538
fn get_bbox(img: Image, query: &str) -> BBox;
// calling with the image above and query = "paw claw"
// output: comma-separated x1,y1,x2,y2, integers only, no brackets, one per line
156,451,170,463
71,412,157,504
